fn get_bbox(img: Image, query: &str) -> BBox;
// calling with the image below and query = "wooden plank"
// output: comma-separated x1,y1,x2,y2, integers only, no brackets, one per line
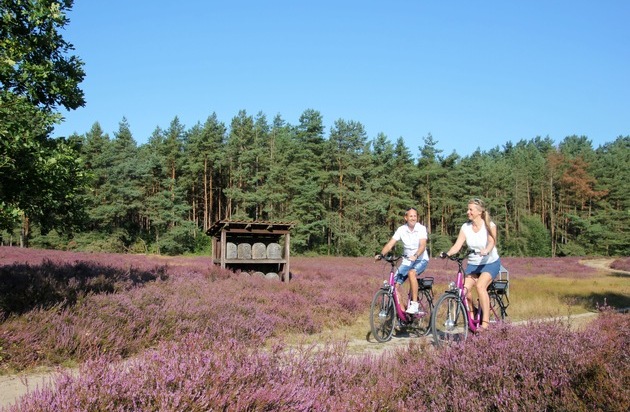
212,259,287,265
217,228,290,235
220,229,226,269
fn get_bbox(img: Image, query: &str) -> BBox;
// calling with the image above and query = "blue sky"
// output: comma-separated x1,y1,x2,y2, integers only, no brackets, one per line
53,1,629,157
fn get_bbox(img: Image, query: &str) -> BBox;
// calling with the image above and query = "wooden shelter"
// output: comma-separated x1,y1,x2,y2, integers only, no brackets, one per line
206,220,295,282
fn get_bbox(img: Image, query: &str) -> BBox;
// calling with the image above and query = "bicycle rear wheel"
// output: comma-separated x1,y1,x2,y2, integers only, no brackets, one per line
431,293,468,347
411,289,433,336
370,289,396,342
489,293,506,324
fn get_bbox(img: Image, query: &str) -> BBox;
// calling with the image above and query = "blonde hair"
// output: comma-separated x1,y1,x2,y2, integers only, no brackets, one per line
469,198,496,243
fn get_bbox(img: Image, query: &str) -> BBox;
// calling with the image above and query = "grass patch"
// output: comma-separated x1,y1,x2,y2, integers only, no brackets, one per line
512,274,630,319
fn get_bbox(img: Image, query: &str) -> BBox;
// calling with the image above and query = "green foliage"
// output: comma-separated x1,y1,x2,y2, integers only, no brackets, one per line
0,0,86,238
0,0,85,111
19,120,629,258
557,241,588,257
69,231,128,253
7,99,627,257
2,4,627,258
504,215,551,257
430,234,454,256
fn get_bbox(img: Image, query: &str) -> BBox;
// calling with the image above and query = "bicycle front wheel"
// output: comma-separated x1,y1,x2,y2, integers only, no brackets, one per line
431,293,468,347
370,289,395,343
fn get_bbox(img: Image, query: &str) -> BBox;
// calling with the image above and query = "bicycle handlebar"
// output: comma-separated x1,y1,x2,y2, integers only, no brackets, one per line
375,254,403,264
439,249,477,262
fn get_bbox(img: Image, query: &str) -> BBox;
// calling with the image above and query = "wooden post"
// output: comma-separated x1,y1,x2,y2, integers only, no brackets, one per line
283,233,291,282
220,228,226,269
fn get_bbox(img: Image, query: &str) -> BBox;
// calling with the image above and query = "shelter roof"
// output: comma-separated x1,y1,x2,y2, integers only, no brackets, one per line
206,220,295,237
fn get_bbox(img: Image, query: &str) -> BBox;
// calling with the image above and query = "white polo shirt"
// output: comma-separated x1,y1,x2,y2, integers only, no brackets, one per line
392,223,429,265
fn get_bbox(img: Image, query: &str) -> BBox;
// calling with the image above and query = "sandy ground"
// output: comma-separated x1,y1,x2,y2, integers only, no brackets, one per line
0,258,623,409
0,371,59,410
579,257,630,275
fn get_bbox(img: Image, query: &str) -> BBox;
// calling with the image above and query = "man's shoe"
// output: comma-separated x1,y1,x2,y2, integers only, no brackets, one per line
406,301,419,314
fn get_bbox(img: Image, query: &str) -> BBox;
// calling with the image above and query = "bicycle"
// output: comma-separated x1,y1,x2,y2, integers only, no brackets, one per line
370,254,434,343
430,250,509,347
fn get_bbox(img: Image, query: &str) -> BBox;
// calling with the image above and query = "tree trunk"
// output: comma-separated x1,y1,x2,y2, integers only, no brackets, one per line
20,215,29,248
550,176,556,257
203,157,209,232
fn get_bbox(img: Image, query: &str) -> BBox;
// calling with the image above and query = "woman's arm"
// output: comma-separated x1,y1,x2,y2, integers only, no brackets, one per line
445,229,466,257
481,222,497,255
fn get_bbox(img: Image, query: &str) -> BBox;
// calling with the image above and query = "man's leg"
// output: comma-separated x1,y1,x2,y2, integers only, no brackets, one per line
395,281,406,311
408,269,419,302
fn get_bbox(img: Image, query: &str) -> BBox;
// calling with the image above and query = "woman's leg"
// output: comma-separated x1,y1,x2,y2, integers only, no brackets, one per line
464,276,476,314
476,272,493,328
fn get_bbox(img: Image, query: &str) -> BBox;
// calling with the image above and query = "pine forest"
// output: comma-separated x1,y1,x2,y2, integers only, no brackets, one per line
3,109,629,258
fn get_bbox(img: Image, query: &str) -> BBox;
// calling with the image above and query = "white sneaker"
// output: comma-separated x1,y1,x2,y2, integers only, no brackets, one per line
406,301,419,314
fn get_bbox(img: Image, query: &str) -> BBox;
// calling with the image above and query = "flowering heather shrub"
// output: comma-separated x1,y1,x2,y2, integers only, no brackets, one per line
611,256,630,272
0,246,225,279
352,255,602,287
7,312,629,412
0,249,611,374
477,256,600,278
410,313,630,411
0,259,169,319
0,254,375,372
0,273,283,372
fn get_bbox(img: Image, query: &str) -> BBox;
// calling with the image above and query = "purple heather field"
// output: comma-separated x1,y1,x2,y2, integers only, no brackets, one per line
0,247,628,411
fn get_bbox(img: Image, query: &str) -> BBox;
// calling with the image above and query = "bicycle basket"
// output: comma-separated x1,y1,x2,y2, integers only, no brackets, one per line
418,277,434,290
490,280,509,295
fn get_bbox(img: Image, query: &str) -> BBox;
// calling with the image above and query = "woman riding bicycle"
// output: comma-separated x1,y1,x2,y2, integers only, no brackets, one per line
442,198,501,331
375,207,429,314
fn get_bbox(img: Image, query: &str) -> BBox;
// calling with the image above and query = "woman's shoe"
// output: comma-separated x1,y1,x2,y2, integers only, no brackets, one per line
476,321,489,334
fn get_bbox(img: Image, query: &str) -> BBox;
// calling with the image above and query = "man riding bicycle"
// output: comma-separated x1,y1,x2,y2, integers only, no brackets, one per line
375,207,429,314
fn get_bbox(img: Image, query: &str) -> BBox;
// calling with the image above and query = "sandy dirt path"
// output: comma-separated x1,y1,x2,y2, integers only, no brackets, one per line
0,371,58,410
579,257,630,275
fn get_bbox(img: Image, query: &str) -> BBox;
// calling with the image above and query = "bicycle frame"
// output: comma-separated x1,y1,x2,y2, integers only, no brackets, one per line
370,254,433,342
385,257,432,323
386,267,411,322
451,262,482,333
434,251,504,338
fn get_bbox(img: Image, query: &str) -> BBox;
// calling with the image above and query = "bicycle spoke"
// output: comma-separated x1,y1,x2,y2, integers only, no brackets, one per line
370,289,395,342
488,292,508,323
431,293,468,347
410,289,433,336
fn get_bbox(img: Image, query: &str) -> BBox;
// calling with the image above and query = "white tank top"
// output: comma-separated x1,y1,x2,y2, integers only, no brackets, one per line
461,221,499,265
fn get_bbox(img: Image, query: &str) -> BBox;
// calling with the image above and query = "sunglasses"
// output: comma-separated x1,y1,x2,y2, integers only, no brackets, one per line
470,198,485,207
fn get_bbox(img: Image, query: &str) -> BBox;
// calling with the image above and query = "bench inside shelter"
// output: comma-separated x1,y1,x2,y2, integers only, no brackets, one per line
206,220,295,282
